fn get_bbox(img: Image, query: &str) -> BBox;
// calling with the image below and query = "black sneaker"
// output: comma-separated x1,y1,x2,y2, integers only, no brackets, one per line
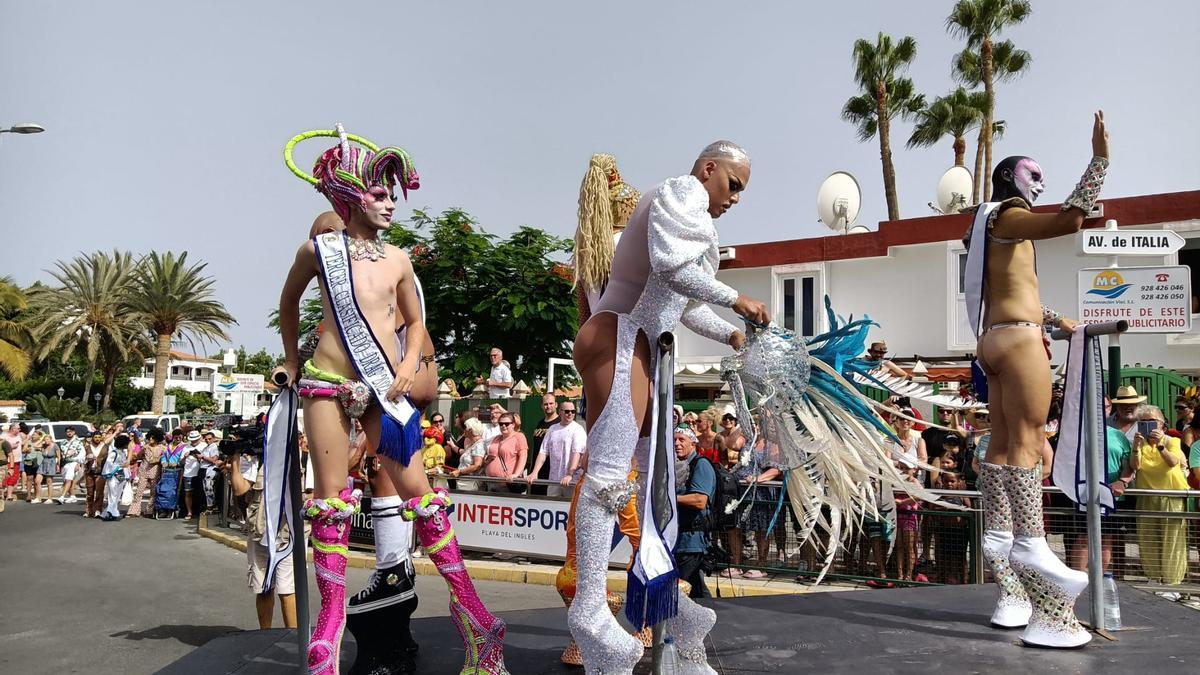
347,560,416,614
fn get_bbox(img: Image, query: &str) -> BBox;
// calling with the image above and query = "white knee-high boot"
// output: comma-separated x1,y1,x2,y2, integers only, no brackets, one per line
666,591,717,674
1002,464,1091,648
567,478,644,675
979,462,1032,628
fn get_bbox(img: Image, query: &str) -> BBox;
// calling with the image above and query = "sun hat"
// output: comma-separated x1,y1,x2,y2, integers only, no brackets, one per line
187,430,202,442
1111,385,1146,404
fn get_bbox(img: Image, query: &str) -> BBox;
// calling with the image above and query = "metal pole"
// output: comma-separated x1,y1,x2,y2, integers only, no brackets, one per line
651,333,676,675
1052,320,1127,631
1107,335,1121,399
1083,348,1104,629
289,424,310,671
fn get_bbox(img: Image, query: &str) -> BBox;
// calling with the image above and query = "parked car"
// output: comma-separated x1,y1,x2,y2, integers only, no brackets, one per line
24,420,94,444
122,414,182,434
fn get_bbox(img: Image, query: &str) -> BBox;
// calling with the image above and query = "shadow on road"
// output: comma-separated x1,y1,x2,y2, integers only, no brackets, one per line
111,624,239,647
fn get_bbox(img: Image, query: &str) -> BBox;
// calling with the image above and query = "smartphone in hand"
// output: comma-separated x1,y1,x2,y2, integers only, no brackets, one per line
1136,420,1156,439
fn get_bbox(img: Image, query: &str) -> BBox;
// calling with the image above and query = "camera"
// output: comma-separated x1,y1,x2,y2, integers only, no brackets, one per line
219,421,266,459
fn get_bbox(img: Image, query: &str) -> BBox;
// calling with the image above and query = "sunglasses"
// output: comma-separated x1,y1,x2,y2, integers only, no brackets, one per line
561,409,576,414
498,421,513,427
1175,405,1190,410
431,419,444,424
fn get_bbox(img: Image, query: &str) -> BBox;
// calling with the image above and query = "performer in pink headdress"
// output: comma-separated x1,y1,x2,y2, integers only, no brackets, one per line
275,125,506,674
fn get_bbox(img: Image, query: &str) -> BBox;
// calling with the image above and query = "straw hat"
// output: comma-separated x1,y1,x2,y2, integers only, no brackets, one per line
1111,385,1146,404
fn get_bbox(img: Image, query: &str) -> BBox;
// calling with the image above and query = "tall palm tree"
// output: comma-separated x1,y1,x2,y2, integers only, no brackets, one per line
947,0,1033,201
126,251,236,414
27,251,138,403
842,32,925,221
0,277,33,380
907,87,991,167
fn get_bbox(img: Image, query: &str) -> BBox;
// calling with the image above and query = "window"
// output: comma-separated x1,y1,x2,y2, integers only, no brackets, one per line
774,266,823,338
947,247,976,351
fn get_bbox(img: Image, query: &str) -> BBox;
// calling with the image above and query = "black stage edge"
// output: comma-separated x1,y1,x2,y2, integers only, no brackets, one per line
158,584,1198,674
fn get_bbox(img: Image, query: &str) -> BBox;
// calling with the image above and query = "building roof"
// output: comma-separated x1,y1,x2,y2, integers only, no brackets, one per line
721,190,1200,270
0,400,26,407
142,350,223,365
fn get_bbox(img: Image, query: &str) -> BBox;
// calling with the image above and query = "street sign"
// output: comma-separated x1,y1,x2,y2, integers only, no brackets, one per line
1078,228,1185,256
1078,266,1192,333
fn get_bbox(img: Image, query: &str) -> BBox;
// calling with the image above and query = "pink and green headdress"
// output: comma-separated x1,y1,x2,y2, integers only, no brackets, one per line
284,123,420,223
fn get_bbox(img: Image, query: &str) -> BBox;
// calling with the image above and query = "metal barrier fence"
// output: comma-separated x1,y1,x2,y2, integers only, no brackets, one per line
217,467,1200,594
715,484,1200,593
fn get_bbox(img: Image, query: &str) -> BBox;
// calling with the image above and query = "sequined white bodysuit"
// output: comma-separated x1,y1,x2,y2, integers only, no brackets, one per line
569,175,733,674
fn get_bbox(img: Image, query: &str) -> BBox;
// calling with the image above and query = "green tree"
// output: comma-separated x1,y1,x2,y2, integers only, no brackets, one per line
842,32,925,221
0,277,32,380
382,208,579,391
947,0,1032,201
25,393,90,421
907,87,990,168
26,251,138,404
126,252,237,415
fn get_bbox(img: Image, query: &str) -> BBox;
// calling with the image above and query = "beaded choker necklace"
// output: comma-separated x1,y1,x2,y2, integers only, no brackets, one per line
347,237,386,262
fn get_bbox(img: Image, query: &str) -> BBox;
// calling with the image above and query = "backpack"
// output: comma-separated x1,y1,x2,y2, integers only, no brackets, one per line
701,457,740,532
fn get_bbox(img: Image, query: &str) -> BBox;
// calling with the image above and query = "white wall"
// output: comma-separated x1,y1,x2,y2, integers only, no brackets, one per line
674,268,771,361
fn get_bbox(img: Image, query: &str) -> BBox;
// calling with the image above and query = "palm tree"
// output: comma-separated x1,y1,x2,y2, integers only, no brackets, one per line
0,277,33,380
126,251,236,414
906,87,991,168
842,32,925,221
947,0,1033,201
27,251,138,403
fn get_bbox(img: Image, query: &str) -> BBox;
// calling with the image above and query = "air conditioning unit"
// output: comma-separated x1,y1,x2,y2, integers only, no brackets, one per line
718,246,736,261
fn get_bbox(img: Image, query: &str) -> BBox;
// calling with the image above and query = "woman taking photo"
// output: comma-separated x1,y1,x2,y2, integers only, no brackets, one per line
450,418,488,492
1131,405,1189,590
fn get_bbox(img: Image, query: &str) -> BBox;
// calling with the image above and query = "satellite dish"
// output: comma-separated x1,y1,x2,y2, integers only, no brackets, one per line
847,225,871,235
817,171,862,234
936,166,973,214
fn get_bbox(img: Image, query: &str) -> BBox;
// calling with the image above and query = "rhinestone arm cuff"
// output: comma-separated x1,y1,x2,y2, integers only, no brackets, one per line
1060,156,1108,214
1041,304,1063,328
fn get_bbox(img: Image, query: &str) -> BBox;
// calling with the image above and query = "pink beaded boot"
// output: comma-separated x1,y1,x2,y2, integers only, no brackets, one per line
305,486,361,675
403,489,508,674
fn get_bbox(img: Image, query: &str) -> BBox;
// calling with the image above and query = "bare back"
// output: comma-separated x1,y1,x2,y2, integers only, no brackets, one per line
982,229,1042,328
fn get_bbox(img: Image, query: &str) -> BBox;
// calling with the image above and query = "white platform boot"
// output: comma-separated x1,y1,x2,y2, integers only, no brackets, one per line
979,463,1032,628
1002,464,1091,648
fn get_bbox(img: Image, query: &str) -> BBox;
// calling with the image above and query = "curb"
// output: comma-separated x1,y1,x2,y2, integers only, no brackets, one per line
198,515,819,597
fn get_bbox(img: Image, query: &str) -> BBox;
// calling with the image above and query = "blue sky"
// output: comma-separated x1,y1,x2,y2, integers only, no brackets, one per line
2,1,1197,352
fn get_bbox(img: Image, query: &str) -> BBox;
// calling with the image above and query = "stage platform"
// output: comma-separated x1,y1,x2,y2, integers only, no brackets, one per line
158,583,1197,674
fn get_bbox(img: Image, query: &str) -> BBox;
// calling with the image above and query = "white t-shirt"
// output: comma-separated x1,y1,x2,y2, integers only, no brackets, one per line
538,421,587,482
183,442,204,478
481,423,500,444
87,442,106,470
201,442,220,474
488,362,512,398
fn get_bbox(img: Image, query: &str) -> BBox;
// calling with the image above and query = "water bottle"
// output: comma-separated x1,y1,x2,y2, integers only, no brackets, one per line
660,635,682,673
1102,572,1122,630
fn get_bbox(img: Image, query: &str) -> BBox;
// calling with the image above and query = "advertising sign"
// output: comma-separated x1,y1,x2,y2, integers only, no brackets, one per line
212,372,265,393
1077,266,1192,333
349,491,634,565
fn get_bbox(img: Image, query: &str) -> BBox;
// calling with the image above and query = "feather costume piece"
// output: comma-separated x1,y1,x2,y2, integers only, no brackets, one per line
721,298,956,583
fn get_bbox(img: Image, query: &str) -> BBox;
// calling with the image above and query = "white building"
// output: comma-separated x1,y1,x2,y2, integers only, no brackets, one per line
129,351,277,417
677,190,1200,383
129,351,222,394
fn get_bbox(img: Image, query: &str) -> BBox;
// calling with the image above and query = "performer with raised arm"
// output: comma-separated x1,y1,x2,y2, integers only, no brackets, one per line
569,142,769,673
965,112,1109,648
277,126,505,674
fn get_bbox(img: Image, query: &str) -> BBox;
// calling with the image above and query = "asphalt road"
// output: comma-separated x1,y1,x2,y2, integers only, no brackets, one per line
0,497,563,675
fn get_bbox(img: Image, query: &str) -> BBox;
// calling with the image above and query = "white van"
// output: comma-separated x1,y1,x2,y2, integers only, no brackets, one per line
122,414,182,434
26,420,95,444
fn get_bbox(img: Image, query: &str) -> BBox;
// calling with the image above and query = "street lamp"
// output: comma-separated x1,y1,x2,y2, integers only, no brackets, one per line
57,386,65,400
93,392,101,413
1,122,45,135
